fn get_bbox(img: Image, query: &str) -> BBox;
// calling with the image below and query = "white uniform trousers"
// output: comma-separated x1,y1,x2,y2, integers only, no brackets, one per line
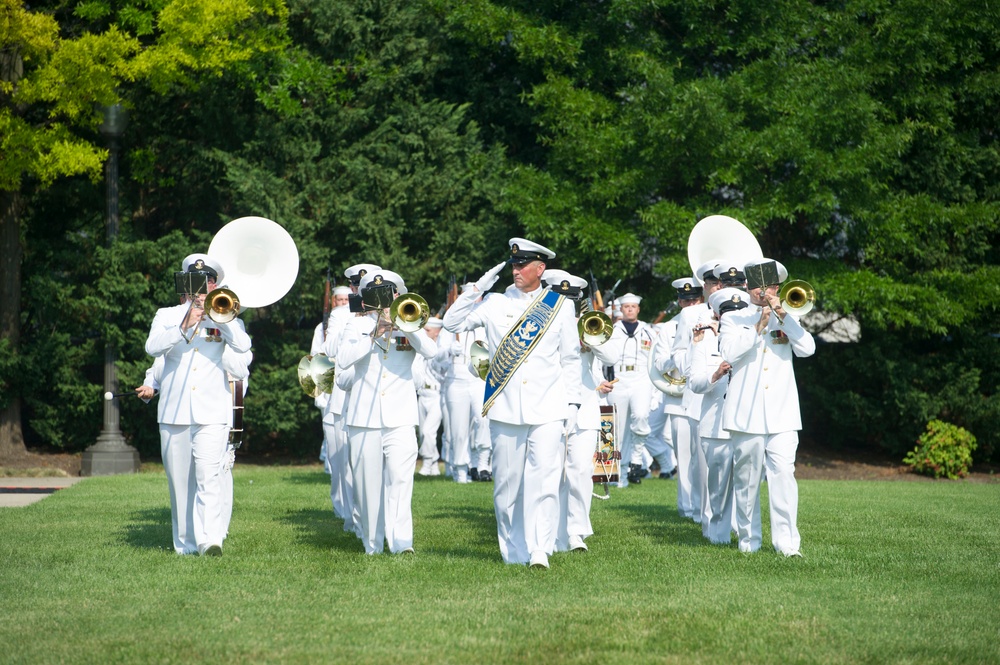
605,373,652,480
324,418,357,536
672,415,702,521
556,428,597,551
417,390,442,463
702,436,735,544
472,416,493,473
160,423,230,554
696,425,711,525
645,404,677,473
444,380,479,469
732,431,800,553
490,420,563,564
348,425,418,554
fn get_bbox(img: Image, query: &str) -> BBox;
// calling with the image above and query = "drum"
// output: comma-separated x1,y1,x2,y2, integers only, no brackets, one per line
592,404,620,484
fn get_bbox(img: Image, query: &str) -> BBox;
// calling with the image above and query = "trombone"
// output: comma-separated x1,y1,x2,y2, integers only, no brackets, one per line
577,298,613,347
181,287,241,343
778,280,816,316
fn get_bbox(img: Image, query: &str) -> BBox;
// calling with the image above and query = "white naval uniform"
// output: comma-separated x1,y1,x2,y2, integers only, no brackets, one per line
412,353,442,466
556,338,620,551
145,303,252,555
309,321,333,471
321,306,356,528
336,314,437,554
688,328,738,544
434,329,490,480
604,319,655,482
719,307,815,554
652,314,693,512
667,305,709,523
443,284,581,564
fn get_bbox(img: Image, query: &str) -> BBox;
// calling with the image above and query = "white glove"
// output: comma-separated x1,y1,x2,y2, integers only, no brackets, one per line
475,261,508,292
563,404,579,437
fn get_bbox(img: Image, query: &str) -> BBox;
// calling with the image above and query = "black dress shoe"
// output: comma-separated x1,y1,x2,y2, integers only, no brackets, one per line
627,464,643,484
659,467,677,479
470,467,480,481
478,470,492,482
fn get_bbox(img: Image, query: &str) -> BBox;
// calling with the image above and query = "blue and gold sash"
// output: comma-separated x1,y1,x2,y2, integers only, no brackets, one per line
482,288,565,416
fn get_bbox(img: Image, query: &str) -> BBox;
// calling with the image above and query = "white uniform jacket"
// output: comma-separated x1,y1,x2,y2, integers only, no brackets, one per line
442,284,580,426
651,316,685,416
145,303,252,426
688,330,730,440
719,309,816,434
607,319,655,378
320,306,354,419
578,341,620,431
336,314,437,429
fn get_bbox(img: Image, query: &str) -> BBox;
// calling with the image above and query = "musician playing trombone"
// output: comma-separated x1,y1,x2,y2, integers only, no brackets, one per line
335,269,437,555
718,259,815,556
145,253,252,556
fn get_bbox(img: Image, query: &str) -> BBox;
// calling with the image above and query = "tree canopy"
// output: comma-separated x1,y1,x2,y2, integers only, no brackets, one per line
2,0,998,464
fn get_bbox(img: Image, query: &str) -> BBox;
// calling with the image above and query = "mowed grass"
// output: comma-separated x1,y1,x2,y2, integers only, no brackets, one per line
1,465,998,665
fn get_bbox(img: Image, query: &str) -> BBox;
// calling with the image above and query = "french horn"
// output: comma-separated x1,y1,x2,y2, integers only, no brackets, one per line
297,353,336,397
469,340,490,380
647,339,686,397
779,280,816,316
389,293,430,332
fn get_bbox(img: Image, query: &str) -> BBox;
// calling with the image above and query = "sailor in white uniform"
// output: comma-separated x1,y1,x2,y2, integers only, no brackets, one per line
443,238,581,569
719,259,815,556
336,269,437,554
414,317,444,475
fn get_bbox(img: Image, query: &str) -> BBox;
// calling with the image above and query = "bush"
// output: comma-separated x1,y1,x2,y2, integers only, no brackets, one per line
903,420,978,479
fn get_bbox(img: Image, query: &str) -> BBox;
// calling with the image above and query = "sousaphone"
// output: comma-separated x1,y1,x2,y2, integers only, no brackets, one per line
687,214,764,284
209,216,300,310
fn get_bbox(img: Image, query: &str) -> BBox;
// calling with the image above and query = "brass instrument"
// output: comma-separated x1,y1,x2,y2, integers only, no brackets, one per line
205,287,240,323
778,280,816,316
647,339,686,397
389,293,430,332
469,340,490,380
578,310,613,347
297,353,336,397
687,214,763,285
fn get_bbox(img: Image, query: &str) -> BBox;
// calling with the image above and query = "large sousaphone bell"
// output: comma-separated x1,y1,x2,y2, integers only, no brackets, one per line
389,293,430,332
687,214,764,282
209,216,300,310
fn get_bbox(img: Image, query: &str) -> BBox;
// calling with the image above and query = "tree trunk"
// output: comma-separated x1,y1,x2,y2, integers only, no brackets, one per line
0,189,26,460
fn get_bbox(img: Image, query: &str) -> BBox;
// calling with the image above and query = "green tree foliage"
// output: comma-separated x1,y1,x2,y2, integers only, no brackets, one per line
7,0,1000,464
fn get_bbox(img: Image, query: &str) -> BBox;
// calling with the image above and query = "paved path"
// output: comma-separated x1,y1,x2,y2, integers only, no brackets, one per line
0,478,85,507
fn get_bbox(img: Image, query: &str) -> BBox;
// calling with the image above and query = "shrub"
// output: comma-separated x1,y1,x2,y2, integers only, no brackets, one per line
903,420,978,479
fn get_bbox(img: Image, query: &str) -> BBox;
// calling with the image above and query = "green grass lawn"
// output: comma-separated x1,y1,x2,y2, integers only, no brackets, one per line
1,466,998,664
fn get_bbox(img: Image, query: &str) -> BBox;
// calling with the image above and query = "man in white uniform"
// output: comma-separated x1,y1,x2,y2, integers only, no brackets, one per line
145,253,252,556
542,270,620,553
414,317,444,475
719,259,815,556
443,238,581,569
336,269,437,554
604,293,655,486
311,285,352,473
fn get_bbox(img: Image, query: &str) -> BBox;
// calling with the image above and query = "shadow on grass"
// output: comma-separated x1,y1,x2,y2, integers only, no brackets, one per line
276,469,332,486
420,502,499,561
606,494,716,548
121,507,174,551
281,507,366,554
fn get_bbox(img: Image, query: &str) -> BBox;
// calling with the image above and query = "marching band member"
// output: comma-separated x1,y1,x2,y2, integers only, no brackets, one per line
324,264,380,536
719,259,815,556
653,278,704,519
414,317,444,475
145,253,252,556
443,238,581,569
604,293,655,486
689,287,745,544
542,270,620,553
311,285,352,474
435,292,491,484
336,269,437,555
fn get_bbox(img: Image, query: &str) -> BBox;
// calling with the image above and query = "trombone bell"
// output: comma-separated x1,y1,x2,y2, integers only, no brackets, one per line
390,293,430,332
206,287,240,324
578,310,613,346
779,280,816,316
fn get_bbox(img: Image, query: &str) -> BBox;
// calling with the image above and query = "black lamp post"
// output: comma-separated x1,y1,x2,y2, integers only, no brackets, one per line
81,104,140,476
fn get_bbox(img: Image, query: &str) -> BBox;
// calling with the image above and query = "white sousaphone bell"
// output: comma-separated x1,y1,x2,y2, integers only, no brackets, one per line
646,214,765,396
